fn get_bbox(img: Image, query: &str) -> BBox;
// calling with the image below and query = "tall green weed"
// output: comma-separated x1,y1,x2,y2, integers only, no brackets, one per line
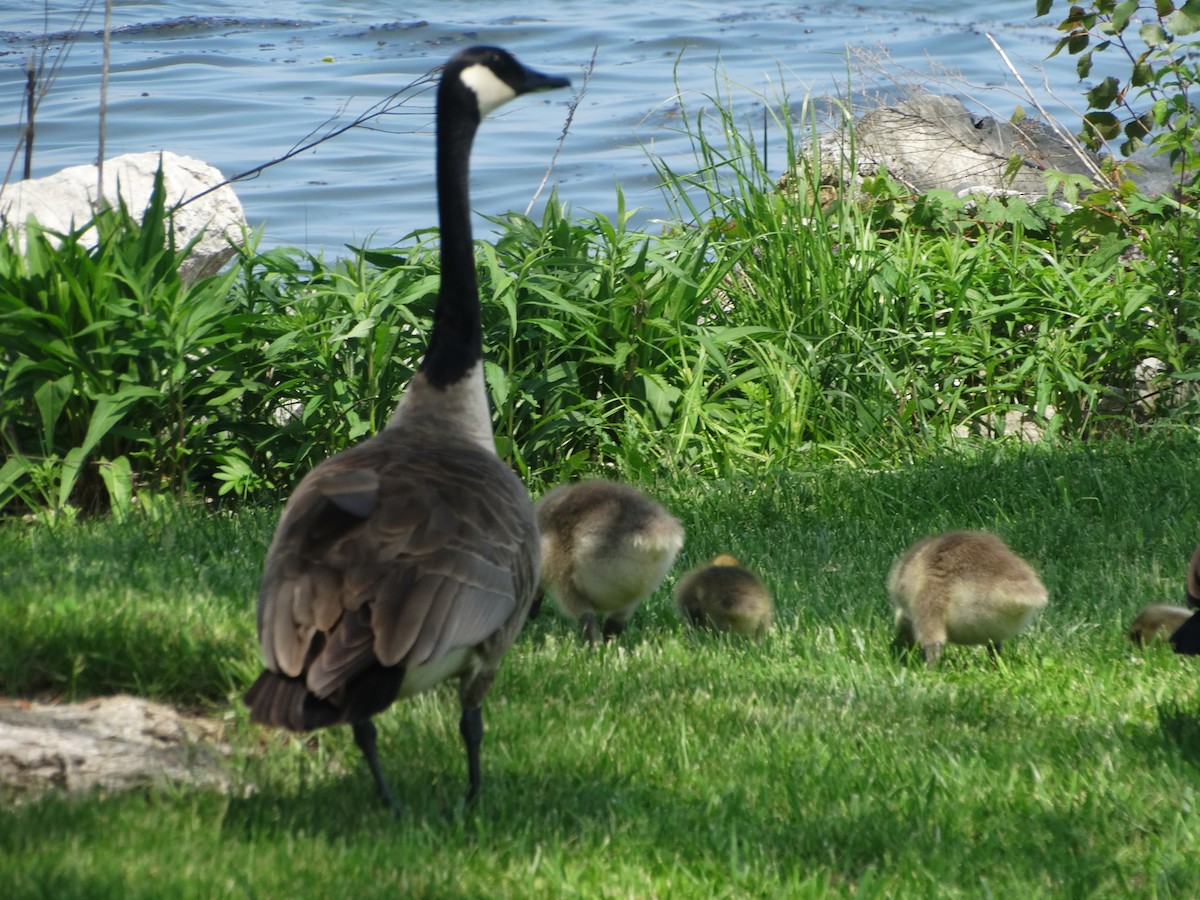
0,170,247,515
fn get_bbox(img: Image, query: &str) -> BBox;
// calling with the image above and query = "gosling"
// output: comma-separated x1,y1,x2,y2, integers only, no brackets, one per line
536,479,684,645
1129,604,1194,646
888,530,1048,667
675,554,773,639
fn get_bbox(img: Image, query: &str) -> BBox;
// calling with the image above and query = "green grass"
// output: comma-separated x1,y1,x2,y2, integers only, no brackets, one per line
2,435,1199,896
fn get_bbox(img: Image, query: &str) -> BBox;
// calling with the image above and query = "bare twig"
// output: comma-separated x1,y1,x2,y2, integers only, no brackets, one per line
2,1,99,195
178,72,440,209
98,0,111,196
23,58,36,180
525,45,596,216
985,33,1104,182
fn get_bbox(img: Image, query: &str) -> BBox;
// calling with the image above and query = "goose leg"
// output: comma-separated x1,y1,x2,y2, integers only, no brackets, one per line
459,705,484,804
1170,611,1200,654
601,611,631,642
352,719,401,817
580,613,601,647
891,616,918,662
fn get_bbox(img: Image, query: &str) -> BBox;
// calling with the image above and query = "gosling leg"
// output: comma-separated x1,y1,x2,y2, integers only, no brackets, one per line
922,641,944,668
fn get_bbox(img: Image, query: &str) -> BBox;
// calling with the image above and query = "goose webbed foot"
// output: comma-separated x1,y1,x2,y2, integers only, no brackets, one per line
460,705,483,805
352,719,402,818
580,613,600,647
601,617,627,642
922,642,944,668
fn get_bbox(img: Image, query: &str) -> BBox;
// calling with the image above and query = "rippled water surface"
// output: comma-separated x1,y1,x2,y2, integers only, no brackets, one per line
1,2,1097,250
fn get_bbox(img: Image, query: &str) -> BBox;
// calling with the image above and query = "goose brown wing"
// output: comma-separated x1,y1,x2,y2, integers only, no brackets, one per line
256,433,539,698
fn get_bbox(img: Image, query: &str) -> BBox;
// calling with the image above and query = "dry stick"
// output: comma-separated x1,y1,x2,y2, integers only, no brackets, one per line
526,46,596,216
1,0,100,197
176,73,439,210
23,57,35,181
985,33,1104,182
97,0,111,199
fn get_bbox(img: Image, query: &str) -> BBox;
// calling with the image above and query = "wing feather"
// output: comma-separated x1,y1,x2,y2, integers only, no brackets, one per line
255,429,538,701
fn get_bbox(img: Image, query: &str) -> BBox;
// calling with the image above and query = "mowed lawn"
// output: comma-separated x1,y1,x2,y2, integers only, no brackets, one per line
1,437,1198,897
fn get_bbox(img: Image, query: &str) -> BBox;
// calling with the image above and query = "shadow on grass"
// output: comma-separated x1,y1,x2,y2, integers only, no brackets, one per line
0,612,252,705
1157,698,1200,770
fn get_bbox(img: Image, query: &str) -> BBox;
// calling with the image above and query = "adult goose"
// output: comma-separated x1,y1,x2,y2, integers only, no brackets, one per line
244,47,569,815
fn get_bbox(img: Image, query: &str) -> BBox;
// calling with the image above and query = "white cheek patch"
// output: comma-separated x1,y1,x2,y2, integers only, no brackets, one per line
459,63,518,116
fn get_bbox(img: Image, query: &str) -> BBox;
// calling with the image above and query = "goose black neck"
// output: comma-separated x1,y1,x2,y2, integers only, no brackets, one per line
421,79,483,388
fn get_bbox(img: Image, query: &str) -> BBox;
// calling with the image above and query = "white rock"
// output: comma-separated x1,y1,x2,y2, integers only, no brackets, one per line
0,151,247,283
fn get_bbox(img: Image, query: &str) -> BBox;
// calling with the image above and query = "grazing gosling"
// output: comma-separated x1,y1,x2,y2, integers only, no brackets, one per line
675,554,774,639
888,530,1048,667
1169,545,1200,654
536,479,684,645
1129,604,1194,646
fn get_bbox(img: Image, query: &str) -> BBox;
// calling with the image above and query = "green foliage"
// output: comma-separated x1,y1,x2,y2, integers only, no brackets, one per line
1039,0,1200,186
0,168,248,515
219,240,437,494
3,70,1200,515
649,78,1200,459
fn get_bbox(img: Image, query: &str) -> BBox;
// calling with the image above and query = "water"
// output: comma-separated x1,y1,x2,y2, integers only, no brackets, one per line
0,2,1099,252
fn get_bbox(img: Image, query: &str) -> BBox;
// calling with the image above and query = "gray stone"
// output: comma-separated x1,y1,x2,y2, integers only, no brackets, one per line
811,93,1097,201
0,694,234,799
0,151,247,283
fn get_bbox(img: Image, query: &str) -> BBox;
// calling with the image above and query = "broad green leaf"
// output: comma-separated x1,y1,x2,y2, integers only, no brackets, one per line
80,386,160,458
1086,76,1121,109
1076,49,1094,79
98,455,134,521
33,374,74,451
57,446,87,510
1140,22,1169,45
1166,0,1200,34
1083,111,1122,139
1112,0,1139,31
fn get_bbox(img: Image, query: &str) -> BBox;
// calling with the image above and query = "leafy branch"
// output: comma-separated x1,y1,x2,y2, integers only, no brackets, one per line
1039,0,1200,186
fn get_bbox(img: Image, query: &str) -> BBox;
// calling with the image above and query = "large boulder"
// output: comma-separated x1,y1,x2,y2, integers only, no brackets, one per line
0,151,246,283
0,694,234,799
811,93,1097,200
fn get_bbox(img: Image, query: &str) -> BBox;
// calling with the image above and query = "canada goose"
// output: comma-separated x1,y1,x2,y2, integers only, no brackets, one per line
675,554,774,639
1129,604,1194,646
887,530,1048,667
243,47,568,815
1169,545,1200,654
535,479,684,645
